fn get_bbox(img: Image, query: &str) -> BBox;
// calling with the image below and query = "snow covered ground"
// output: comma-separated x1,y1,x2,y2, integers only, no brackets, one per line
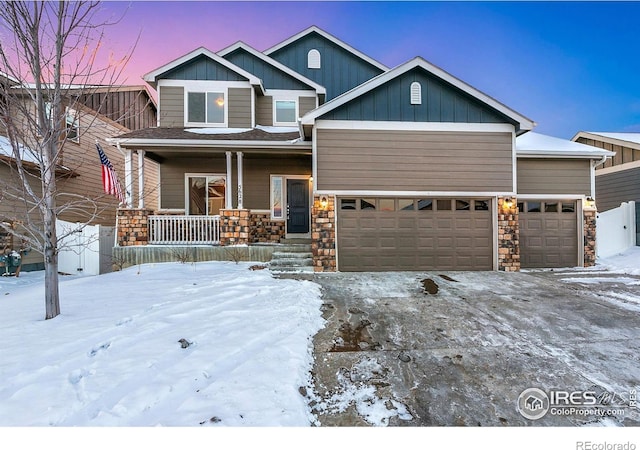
0,261,324,427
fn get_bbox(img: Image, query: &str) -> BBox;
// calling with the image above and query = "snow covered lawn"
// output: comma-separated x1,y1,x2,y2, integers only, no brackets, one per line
0,261,324,426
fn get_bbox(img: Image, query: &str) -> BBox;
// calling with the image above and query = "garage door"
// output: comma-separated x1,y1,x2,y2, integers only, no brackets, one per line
519,200,578,268
337,197,493,271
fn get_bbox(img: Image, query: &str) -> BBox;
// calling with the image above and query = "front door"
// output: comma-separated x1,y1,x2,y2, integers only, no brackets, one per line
286,178,310,234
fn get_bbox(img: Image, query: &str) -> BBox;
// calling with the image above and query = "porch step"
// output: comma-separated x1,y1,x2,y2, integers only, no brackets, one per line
269,243,314,273
279,238,312,245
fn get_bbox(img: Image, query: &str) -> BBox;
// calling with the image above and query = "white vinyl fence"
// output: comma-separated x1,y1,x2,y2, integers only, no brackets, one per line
57,219,114,276
596,201,636,259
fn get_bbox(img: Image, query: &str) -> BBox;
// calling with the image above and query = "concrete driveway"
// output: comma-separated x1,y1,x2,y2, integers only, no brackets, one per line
296,268,640,426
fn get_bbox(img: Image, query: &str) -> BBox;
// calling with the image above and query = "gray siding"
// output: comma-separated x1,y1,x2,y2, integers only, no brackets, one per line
160,155,229,210
159,154,311,210
160,55,247,82
268,31,384,100
517,159,591,196
299,96,317,116
316,129,513,192
223,48,312,90
243,155,311,209
159,86,184,127
319,67,514,125
595,166,640,212
228,88,252,128
256,96,273,126
576,136,640,170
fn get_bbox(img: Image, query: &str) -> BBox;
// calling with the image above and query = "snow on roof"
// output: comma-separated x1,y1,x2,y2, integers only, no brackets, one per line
584,132,640,146
516,132,614,158
185,126,299,135
0,135,39,164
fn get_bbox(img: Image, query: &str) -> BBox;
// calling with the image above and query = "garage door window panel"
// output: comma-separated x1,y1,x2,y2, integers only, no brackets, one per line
361,199,376,210
341,199,356,210
562,203,575,213
417,199,433,211
379,198,395,211
437,199,452,211
399,199,415,211
527,202,541,213
474,200,490,211
456,200,471,211
545,202,559,213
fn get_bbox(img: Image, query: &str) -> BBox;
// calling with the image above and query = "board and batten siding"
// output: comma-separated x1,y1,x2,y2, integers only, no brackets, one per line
595,166,640,212
316,129,513,192
517,159,591,196
158,86,184,127
228,88,252,128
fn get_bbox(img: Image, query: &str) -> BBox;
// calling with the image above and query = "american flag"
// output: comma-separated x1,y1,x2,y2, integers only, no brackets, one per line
96,142,125,203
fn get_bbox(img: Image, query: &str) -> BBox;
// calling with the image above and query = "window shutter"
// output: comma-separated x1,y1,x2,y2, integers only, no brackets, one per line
410,82,422,105
308,49,321,69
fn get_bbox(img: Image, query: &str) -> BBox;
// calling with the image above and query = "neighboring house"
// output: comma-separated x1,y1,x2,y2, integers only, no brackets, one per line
572,132,640,242
0,79,158,271
109,26,613,272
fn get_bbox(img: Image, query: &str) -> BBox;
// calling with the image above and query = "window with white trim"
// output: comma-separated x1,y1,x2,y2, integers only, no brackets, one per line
187,91,225,125
186,174,226,215
42,103,79,143
274,100,297,125
307,49,321,69
270,175,284,220
410,82,422,105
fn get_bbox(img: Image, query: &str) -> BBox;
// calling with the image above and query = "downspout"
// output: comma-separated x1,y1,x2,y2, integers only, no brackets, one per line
590,155,608,199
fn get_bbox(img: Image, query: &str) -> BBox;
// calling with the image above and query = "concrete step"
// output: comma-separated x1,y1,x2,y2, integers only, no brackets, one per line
271,251,313,259
270,243,312,252
270,265,315,273
270,258,314,267
279,238,312,245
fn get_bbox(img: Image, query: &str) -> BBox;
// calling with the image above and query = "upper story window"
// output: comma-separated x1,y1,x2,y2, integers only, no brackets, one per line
42,102,79,143
187,91,225,125
307,49,321,69
274,99,297,125
410,82,422,105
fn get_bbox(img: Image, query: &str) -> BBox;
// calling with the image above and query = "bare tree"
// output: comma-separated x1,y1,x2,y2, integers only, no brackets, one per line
0,1,133,319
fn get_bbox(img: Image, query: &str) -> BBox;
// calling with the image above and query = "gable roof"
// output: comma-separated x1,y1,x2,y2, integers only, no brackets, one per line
300,56,536,134
217,41,326,95
142,47,264,94
572,131,640,150
264,25,389,72
517,132,614,159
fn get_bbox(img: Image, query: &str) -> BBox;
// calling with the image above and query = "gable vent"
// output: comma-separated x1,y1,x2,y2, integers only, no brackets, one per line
410,82,422,105
308,49,321,69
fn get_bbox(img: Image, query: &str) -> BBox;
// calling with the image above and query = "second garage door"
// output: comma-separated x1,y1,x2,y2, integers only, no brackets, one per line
519,200,578,268
337,197,493,271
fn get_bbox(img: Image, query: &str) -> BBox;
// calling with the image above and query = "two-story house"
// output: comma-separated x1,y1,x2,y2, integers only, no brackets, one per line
110,26,613,272
0,78,158,271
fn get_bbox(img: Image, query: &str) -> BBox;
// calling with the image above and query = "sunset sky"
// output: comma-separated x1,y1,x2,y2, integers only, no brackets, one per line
96,1,640,139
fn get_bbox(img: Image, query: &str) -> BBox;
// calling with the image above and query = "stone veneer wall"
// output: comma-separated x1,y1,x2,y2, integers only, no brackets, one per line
117,209,152,246
497,197,520,272
219,209,250,245
311,195,336,272
583,209,596,267
249,212,285,243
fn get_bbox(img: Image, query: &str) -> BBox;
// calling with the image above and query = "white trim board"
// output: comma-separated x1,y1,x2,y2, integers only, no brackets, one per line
217,41,326,95
318,190,516,197
595,159,640,176
264,25,389,72
314,120,515,133
143,47,264,94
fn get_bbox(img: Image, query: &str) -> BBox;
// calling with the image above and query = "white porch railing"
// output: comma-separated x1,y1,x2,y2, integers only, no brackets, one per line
148,215,221,245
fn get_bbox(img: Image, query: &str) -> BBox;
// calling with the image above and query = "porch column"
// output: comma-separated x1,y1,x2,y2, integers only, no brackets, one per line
124,149,133,208
137,150,145,209
225,151,233,209
237,151,244,210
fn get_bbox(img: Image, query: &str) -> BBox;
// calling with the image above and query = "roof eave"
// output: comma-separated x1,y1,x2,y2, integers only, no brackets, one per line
301,57,535,131
264,25,389,72
217,41,326,95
